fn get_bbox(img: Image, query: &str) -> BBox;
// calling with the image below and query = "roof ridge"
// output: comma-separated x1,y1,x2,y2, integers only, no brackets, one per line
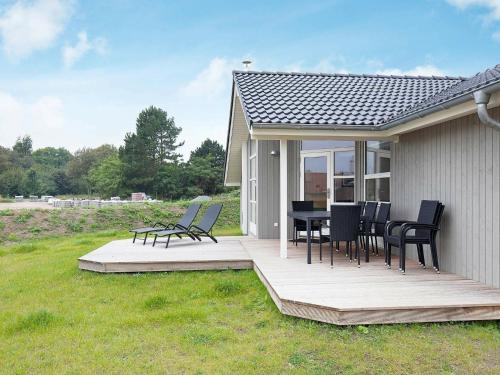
232,69,466,81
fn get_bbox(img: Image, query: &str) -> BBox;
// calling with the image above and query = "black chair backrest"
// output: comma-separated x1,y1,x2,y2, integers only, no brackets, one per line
416,200,440,237
177,203,201,229
330,205,361,241
357,201,366,216
364,201,378,221
374,202,391,235
196,204,223,232
292,201,314,212
292,201,313,228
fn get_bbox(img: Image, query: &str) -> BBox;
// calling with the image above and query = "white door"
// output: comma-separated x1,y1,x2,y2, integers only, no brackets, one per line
300,151,332,210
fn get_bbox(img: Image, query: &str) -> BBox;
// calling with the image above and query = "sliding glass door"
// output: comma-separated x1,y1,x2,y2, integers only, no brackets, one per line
300,152,331,210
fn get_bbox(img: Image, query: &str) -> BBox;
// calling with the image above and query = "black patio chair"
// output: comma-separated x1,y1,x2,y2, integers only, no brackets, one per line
291,201,322,247
384,200,445,274
329,204,362,267
152,204,223,248
357,201,366,216
359,201,377,250
130,203,201,244
368,202,391,255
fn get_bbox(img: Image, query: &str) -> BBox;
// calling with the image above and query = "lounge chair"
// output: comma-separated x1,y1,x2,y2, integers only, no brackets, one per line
152,204,223,248
130,203,201,244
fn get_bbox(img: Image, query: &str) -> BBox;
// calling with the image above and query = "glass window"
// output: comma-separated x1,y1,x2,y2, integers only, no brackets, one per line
304,156,328,210
334,178,354,202
365,178,390,202
249,180,256,201
302,140,354,150
334,151,355,176
249,157,256,179
366,141,391,175
250,202,256,222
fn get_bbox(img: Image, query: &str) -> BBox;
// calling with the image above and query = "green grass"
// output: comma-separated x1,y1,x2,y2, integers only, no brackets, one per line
0,232,499,374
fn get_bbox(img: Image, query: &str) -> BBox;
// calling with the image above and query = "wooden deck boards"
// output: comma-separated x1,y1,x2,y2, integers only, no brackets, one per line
78,236,500,325
78,237,253,273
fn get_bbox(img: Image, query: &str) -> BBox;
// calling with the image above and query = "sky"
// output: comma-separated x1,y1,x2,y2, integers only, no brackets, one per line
0,0,499,158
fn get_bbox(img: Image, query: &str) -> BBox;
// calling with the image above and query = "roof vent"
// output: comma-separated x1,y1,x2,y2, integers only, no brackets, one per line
242,60,252,71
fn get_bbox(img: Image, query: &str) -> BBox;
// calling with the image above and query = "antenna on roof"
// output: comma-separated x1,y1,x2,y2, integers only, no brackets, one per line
242,60,252,71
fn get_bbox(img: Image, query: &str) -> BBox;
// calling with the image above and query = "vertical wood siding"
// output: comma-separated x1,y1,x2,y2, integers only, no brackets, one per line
256,140,300,239
392,108,500,288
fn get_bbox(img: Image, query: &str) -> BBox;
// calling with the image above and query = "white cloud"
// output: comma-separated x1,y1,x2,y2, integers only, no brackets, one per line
0,92,65,147
447,0,500,39
180,57,239,97
62,31,107,68
447,0,500,20
376,64,445,77
0,0,73,60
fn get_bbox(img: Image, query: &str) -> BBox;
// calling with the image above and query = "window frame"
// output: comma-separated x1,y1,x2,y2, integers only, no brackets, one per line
364,141,391,202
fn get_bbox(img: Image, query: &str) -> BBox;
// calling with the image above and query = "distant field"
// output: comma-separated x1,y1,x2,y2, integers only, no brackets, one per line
0,191,240,245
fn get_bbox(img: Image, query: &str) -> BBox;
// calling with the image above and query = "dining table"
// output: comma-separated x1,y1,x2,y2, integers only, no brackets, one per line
287,210,371,264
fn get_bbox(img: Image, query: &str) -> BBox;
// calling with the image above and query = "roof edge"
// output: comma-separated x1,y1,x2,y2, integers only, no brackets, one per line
232,69,466,81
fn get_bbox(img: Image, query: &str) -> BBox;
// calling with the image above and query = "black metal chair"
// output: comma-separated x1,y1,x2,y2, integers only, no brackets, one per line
384,200,445,274
369,202,391,255
357,201,366,216
329,205,362,267
153,204,223,248
130,203,201,244
359,201,377,251
291,201,322,247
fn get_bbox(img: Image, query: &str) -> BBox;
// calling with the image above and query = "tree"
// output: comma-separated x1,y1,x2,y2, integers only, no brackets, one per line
13,135,32,156
32,147,72,168
190,139,225,168
66,145,117,194
136,106,184,165
120,106,184,194
0,167,26,196
187,139,225,196
89,155,125,198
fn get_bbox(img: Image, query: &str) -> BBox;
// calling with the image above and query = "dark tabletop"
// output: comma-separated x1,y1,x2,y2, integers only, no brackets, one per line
287,211,330,221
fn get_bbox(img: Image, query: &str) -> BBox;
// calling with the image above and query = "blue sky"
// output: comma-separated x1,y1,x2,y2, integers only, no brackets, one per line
0,0,499,157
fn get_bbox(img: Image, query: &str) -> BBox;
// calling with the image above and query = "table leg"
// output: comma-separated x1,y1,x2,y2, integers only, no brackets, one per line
307,219,312,264
365,230,370,263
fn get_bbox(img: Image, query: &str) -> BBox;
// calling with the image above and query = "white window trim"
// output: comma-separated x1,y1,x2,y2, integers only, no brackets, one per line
249,142,257,234
364,141,391,202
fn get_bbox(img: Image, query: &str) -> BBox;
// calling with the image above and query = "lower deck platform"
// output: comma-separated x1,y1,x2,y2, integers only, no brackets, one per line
78,236,500,325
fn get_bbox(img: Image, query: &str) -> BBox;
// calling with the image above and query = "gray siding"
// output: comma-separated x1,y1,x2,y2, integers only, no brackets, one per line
392,107,500,288
256,140,300,239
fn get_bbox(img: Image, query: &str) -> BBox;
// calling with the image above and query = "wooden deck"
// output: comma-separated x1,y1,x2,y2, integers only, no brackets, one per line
79,236,500,325
78,237,253,273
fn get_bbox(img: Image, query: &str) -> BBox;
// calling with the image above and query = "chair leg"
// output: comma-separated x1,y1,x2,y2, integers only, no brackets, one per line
330,237,334,268
356,239,360,267
387,244,392,268
319,225,322,263
143,232,148,245
165,235,171,248
370,235,375,254
375,236,379,255
417,244,425,268
400,241,406,274
152,234,157,247
430,236,440,273
349,241,353,262
133,232,137,243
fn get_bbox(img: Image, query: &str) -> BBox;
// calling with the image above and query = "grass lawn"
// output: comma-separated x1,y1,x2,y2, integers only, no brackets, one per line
1,231,499,374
